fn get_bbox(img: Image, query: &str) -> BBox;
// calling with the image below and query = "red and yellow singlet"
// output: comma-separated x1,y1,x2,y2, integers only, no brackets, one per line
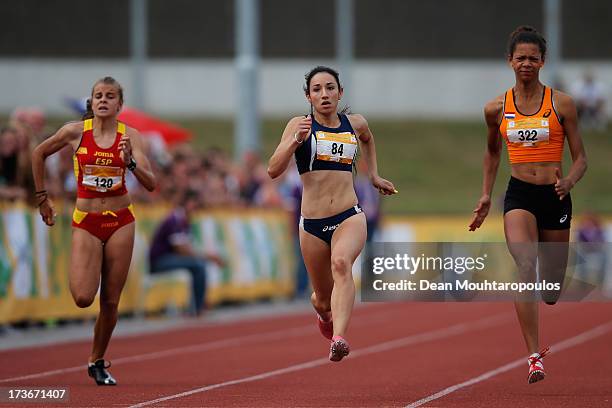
73,119,128,198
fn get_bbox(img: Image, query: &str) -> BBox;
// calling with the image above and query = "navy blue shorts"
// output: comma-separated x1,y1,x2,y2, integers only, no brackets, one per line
504,176,572,230
300,205,363,245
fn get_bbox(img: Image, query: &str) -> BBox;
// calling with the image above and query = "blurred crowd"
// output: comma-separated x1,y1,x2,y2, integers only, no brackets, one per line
0,107,298,211
2,70,608,206
0,108,45,204
570,70,608,132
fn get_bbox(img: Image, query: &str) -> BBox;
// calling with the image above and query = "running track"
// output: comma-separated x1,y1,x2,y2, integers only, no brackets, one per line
0,302,611,407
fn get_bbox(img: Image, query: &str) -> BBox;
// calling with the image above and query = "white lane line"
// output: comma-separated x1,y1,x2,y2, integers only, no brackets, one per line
404,320,612,408
128,313,514,407
0,310,394,384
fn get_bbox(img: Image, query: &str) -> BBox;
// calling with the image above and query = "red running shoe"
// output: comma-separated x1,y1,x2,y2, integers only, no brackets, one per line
317,314,333,340
527,346,550,384
329,335,350,362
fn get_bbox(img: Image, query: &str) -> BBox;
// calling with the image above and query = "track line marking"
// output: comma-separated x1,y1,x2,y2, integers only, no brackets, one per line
404,320,612,408
0,310,394,384
128,313,513,407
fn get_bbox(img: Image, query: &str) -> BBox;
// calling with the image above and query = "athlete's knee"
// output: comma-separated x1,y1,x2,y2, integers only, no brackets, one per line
99,298,120,313
515,258,537,276
190,259,207,275
331,255,351,276
73,294,95,308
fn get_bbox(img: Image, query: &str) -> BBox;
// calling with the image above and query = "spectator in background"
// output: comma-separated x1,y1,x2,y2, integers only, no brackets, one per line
254,175,285,208
239,150,268,205
575,212,607,290
571,70,607,132
149,189,223,316
0,126,27,201
354,158,381,244
202,147,241,207
11,107,49,143
10,108,47,204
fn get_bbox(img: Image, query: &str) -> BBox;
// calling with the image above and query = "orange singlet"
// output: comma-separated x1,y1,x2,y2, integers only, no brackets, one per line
500,86,565,164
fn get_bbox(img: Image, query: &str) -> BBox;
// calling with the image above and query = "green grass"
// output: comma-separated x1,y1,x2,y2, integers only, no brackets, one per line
34,116,612,215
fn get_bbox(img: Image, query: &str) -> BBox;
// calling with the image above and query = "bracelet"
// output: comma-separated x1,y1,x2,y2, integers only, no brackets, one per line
35,190,47,195
37,197,48,207
293,132,303,144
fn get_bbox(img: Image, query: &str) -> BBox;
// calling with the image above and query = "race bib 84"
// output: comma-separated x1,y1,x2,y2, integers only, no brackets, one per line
315,131,358,164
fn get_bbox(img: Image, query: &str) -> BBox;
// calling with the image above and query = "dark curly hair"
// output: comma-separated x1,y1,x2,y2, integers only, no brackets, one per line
507,25,547,60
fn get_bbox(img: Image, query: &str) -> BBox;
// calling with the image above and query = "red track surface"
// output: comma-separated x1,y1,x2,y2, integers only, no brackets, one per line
1,302,611,407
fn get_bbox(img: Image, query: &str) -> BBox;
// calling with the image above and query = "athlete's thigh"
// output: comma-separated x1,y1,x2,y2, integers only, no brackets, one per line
331,213,367,264
101,222,135,302
70,227,103,298
504,209,538,243
299,227,333,296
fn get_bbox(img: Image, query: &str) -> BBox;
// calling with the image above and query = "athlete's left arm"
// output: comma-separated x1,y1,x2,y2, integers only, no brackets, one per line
556,92,587,198
121,128,157,192
349,114,397,195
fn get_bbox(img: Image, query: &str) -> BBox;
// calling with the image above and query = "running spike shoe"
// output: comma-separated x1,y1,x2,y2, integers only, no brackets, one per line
527,346,550,384
88,359,117,386
329,335,350,362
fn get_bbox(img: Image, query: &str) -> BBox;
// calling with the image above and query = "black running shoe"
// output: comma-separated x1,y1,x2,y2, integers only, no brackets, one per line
88,359,117,386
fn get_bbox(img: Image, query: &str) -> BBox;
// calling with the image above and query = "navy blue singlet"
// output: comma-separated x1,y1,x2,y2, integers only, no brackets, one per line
295,114,358,174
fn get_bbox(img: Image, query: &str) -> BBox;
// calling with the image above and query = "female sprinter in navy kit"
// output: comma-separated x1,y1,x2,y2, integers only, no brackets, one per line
32,77,157,385
268,66,397,361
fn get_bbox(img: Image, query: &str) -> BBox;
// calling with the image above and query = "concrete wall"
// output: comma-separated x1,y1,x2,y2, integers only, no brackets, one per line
1,59,611,119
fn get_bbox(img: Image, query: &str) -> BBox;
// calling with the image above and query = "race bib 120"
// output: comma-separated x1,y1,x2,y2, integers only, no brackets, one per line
82,165,123,192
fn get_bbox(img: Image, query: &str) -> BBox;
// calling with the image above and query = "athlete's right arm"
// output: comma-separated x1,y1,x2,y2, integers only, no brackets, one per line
267,115,311,179
32,122,82,226
469,97,503,231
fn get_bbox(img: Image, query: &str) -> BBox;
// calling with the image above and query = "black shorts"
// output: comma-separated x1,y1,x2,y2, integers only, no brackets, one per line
503,176,572,230
300,205,363,245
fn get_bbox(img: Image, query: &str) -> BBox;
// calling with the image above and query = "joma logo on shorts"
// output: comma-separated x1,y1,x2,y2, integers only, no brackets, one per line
322,224,340,232
101,222,119,228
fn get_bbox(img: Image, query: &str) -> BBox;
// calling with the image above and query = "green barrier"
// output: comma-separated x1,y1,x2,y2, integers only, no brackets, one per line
0,202,296,324
3,202,602,324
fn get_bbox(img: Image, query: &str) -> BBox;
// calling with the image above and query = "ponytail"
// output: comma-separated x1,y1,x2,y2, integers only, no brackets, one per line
81,98,94,120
